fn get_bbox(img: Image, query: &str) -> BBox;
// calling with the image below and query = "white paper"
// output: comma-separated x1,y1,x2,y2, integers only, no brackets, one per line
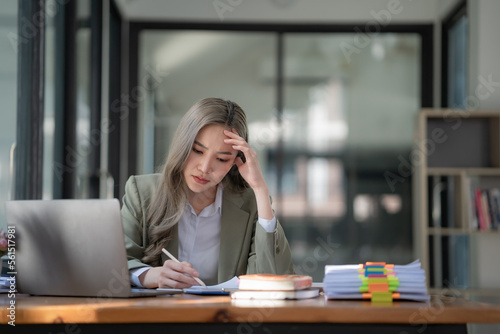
191,276,239,290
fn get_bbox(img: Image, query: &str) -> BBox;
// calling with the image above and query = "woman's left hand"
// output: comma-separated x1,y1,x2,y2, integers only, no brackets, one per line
224,129,266,191
224,128,274,220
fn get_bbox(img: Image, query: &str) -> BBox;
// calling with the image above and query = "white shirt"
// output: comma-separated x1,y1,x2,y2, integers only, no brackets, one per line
177,184,224,285
130,186,276,287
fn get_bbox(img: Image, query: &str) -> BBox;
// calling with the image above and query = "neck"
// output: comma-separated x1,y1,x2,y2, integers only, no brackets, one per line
189,188,217,215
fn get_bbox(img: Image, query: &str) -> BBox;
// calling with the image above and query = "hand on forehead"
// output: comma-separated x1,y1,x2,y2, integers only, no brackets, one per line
195,125,238,157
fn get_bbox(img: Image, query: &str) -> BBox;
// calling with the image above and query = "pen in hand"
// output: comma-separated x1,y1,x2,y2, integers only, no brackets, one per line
161,248,207,287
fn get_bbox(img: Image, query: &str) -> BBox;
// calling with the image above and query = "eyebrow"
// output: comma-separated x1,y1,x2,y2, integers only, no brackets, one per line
194,140,233,155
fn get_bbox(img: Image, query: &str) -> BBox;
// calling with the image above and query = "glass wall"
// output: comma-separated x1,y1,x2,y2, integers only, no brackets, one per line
0,0,18,231
43,0,56,199
282,34,419,279
447,14,468,108
75,0,92,198
138,31,277,176
138,30,420,280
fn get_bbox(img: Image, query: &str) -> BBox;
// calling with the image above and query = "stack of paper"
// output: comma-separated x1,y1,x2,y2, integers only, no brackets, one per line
323,259,430,302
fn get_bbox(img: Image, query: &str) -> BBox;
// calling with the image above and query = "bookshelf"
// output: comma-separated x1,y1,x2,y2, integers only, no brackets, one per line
415,109,500,297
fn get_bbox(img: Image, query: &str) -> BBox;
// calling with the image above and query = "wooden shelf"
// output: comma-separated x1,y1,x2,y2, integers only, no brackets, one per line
428,228,500,235
421,108,500,118
470,229,500,235
416,109,500,292
428,228,468,235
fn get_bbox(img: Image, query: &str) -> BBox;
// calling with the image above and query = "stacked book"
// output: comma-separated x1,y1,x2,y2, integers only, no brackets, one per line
230,274,320,300
323,260,430,302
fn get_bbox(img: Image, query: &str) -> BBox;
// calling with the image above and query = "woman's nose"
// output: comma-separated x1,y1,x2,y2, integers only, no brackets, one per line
199,156,212,173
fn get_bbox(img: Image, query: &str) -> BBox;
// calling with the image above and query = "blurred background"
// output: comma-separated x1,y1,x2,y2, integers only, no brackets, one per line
137,30,419,278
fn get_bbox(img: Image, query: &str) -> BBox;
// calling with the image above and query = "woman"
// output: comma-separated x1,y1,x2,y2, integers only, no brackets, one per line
122,98,294,289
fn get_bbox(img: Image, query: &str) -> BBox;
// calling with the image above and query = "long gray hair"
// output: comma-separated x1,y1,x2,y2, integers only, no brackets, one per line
142,98,249,266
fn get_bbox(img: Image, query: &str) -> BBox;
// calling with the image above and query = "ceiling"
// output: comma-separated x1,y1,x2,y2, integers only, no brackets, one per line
114,0,458,23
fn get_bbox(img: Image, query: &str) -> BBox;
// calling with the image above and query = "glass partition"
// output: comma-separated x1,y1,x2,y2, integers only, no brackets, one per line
43,0,56,199
74,0,92,198
447,14,468,108
138,31,277,178
0,0,18,231
138,30,421,281
282,33,420,279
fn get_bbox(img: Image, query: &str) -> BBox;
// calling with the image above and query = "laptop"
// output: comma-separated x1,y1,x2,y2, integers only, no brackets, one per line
4,199,182,298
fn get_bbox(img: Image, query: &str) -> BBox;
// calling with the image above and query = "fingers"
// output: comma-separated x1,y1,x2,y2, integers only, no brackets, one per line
223,128,240,136
223,129,243,141
157,260,200,289
223,129,250,153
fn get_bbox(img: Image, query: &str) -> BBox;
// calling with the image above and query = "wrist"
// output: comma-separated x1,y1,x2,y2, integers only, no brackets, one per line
252,184,269,198
253,186,274,220
140,267,160,288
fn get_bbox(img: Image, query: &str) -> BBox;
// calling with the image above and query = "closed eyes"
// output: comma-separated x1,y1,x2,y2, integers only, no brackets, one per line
192,147,230,163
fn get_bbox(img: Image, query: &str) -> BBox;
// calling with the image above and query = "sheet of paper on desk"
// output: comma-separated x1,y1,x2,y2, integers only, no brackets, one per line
183,276,239,295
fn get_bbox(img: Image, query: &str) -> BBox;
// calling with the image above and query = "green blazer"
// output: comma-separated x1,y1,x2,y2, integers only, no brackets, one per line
121,174,295,283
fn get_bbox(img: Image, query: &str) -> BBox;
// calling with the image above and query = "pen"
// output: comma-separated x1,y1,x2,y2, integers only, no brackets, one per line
161,248,207,287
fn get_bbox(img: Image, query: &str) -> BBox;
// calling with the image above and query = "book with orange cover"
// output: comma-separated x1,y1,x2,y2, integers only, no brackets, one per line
238,274,313,291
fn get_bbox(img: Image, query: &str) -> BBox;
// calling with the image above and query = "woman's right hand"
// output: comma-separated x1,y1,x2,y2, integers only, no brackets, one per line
139,260,200,289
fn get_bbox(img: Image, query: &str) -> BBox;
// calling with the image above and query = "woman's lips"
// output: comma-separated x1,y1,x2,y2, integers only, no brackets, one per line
193,176,209,184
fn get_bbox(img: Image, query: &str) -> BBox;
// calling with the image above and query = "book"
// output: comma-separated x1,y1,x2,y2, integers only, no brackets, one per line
238,274,312,291
464,176,478,230
481,190,491,230
466,181,500,231
488,189,500,229
475,188,486,230
230,288,320,300
429,175,443,227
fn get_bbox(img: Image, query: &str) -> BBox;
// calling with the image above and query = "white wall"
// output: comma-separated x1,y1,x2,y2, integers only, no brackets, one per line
468,0,500,110
438,0,461,18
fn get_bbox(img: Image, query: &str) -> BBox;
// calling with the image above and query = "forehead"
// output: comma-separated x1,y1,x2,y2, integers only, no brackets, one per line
195,124,234,150
196,124,227,139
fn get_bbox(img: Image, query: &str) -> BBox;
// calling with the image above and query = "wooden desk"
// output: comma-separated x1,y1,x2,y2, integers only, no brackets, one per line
2,294,500,334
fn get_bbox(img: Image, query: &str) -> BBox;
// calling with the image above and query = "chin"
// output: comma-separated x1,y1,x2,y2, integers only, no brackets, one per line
187,181,209,193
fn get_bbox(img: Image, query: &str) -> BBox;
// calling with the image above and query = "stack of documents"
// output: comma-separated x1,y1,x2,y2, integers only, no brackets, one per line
323,259,430,302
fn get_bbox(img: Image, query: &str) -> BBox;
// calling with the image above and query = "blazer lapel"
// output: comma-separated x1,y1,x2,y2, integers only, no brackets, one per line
160,223,179,264
218,192,249,282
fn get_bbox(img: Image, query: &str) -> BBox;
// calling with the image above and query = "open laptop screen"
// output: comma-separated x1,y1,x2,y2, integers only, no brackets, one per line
5,199,135,297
